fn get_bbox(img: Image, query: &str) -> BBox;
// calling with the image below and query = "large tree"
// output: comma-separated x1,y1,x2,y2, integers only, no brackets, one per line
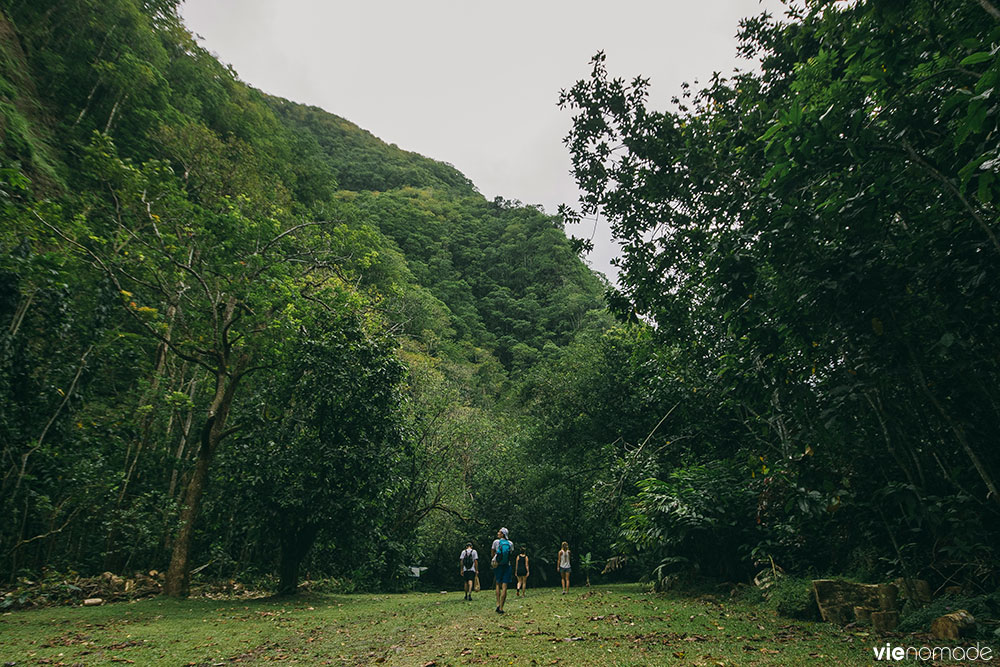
37,133,359,595
560,0,1000,583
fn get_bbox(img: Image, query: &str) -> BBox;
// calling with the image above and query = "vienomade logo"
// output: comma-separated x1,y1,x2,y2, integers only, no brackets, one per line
873,643,993,662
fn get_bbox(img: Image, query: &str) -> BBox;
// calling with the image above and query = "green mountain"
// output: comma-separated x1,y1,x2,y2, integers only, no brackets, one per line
0,0,607,593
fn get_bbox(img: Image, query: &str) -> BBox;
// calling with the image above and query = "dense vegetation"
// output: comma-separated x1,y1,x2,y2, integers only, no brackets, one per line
0,0,608,597
1,0,997,613
559,0,1000,591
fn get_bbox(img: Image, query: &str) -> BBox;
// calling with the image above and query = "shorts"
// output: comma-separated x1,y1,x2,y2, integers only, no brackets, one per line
463,570,476,581
560,566,571,573
494,564,513,585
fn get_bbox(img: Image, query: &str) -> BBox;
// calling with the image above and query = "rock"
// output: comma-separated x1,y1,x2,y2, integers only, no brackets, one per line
812,579,880,624
871,610,899,633
931,610,975,640
893,578,932,603
854,606,872,624
877,583,898,611
82,598,103,606
824,604,855,625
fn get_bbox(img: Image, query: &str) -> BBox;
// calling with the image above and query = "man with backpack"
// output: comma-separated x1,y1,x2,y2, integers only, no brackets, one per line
459,541,478,601
490,527,513,614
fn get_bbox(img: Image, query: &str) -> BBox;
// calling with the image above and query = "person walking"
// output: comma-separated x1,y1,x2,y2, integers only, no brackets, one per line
514,545,530,597
491,527,514,613
557,541,571,594
459,541,478,601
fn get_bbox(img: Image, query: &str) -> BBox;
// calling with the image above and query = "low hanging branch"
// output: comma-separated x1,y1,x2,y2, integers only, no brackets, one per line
979,0,1000,20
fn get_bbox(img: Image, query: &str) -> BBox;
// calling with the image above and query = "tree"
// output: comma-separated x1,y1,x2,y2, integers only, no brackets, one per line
226,303,405,595
37,133,357,595
560,0,1000,583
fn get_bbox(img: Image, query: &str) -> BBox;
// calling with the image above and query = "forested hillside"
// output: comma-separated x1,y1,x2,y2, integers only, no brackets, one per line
0,0,609,597
1,0,998,624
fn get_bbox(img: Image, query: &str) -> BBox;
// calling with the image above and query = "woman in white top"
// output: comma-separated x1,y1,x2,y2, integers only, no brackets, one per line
557,541,571,594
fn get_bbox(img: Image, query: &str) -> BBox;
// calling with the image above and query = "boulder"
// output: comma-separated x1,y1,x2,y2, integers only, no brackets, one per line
893,578,932,604
854,606,872,624
871,610,899,633
877,583,898,611
823,604,855,625
812,579,880,624
931,610,976,640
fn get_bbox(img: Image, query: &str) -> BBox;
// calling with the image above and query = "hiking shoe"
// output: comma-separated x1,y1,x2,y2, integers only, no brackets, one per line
498,608,505,614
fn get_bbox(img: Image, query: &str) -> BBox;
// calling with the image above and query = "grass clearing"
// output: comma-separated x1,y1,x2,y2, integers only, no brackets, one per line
0,583,983,665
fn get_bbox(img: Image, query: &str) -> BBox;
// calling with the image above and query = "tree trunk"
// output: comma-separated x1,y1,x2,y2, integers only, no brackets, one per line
278,522,320,596
163,413,215,597
164,356,247,597
910,362,1000,508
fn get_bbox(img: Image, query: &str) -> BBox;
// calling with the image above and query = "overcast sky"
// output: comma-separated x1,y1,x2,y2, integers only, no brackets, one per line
179,0,786,282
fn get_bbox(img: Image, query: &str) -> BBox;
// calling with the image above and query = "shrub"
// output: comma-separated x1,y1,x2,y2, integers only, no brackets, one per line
766,576,820,621
898,593,1000,636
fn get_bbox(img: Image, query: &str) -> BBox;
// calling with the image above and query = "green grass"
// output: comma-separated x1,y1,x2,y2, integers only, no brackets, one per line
0,583,934,665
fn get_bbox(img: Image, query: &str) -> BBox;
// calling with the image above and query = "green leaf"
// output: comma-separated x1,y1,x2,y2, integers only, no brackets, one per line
758,122,783,142
977,171,995,204
941,89,973,115
960,52,994,66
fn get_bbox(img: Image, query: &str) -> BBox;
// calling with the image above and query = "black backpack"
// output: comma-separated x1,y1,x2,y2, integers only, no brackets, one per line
462,550,475,569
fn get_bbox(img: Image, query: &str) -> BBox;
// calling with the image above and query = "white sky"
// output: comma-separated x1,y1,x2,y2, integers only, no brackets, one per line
179,0,786,282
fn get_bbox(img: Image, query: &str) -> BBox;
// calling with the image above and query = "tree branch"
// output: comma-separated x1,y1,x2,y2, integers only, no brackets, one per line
33,211,216,373
898,141,1000,255
258,220,340,256
979,0,1000,20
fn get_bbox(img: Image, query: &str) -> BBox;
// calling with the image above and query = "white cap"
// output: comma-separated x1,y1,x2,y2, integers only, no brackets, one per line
500,527,509,538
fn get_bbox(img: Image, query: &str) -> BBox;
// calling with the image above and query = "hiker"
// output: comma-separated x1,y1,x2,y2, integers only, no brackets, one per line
491,527,513,613
557,541,571,594
459,541,478,601
514,545,530,597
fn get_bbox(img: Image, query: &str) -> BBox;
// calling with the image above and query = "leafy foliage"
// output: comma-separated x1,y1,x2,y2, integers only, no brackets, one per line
561,0,1000,587
0,0,609,594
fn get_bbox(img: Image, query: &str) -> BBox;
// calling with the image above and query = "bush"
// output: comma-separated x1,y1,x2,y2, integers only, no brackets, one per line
898,593,1000,636
767,576,820,621
620,460,759,581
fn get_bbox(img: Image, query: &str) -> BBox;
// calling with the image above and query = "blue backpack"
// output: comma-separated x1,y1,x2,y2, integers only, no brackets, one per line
495,539,512,566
